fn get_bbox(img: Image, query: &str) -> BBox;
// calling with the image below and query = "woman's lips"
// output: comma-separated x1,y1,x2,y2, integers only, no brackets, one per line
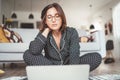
52,24,57,27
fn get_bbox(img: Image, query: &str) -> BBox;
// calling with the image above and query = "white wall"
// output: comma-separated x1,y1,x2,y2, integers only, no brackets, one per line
59,0,91,28
0,0,1,24
90,1,119,31
113,2,120,59
0,0,97,29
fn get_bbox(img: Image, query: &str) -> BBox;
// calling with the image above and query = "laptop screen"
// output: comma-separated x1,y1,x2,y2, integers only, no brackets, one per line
26,65,90,80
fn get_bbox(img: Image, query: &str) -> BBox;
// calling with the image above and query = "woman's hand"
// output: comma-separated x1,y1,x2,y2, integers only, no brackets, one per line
42,28,51,38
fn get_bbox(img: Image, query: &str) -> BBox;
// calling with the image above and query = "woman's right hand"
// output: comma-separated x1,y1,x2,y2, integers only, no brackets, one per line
42,28,51,38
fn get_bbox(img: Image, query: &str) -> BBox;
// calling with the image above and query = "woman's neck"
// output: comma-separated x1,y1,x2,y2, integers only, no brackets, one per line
52,30,61,37
52,31,61,50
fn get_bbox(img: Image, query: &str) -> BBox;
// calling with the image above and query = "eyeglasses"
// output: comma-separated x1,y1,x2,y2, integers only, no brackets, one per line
46,14,61,21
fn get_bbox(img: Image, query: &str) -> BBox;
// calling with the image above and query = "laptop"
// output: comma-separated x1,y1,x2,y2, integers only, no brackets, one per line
26,65,90,80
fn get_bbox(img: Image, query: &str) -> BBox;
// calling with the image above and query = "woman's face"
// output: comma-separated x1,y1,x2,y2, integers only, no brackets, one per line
45,7,62,31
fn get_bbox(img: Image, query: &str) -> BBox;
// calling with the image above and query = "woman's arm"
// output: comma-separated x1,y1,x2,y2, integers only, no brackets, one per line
69,28,80,64
23,28,54,65
29,28,50,55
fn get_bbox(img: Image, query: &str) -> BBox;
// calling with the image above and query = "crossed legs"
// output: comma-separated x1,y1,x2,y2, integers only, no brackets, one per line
79,52,102,71
23,51,102,71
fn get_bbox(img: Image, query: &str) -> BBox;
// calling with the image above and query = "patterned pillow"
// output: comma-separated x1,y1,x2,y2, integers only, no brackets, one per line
0,26,10,43
2,26,23,43
79,36,89,43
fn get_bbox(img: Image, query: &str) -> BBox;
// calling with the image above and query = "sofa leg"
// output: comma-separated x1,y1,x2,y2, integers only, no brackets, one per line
10,63,18,68
3,63,5,69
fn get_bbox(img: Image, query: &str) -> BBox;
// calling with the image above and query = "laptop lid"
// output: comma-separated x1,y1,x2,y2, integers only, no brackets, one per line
26,65,90,80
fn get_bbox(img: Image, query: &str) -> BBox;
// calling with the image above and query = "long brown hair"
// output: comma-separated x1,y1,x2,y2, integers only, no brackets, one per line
40,3,67,32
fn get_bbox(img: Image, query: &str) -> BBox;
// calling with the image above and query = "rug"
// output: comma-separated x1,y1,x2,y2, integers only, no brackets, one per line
1,76,27,80
1,74,120,80
89,74,120,80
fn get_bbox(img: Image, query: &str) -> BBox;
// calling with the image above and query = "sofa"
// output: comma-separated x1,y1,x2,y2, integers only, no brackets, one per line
0,29,39,63
76,29,106,57
0,28,106,64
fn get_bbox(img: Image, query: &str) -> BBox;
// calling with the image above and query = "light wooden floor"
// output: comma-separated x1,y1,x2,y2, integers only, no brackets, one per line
90,58,120,76
0,58,120,79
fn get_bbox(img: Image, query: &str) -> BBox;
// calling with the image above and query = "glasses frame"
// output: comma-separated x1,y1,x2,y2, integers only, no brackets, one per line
46,13,61,21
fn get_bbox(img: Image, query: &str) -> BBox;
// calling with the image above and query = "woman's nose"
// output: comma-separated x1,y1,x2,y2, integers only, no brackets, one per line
51,16,56,22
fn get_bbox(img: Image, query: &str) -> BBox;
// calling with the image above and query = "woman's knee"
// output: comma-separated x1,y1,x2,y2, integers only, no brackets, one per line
79,52,102,71
81,52,102,60
23,50,53,65
23,50,43,65
23,50,32,65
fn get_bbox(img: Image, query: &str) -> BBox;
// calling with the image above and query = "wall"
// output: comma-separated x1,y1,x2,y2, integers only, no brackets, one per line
1,0,61,28
90,0,120,30
59,0,91,28
0,0,117,34
1,0,110,29
0,0,1,24
113,2,120,59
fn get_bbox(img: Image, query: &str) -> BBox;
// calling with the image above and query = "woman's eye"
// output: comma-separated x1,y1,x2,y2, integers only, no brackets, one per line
47,16,52,19
55,14,60,18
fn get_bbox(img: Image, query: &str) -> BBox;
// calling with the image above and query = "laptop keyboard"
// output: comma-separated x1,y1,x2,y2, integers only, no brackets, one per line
89,74,120,80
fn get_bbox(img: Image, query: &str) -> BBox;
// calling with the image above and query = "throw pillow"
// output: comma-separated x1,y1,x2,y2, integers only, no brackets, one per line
80,36,89,43
0,26,10,43
2,26,23,43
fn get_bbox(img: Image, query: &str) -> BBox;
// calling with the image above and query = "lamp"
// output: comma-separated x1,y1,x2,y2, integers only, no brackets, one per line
29,13,34,19
11,13,17,18
11,0,17,18
29,0,34,19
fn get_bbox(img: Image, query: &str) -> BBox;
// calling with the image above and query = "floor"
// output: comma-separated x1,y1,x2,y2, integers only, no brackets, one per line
0,63,26,79
90,58,120,76
0,58,120,79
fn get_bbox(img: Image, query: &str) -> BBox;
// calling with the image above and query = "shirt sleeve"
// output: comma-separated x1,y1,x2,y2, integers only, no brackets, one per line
29,32,47,55
69,28,80,64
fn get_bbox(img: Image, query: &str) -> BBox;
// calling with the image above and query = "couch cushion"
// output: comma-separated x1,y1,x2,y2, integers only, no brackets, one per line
0,29,39,52
79,31,101,52
0,53,23,61
10,29,39,43
0,43,29,52
80,42,100,52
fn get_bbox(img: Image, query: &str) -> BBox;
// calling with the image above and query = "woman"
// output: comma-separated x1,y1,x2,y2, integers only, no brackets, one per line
23,3,102,71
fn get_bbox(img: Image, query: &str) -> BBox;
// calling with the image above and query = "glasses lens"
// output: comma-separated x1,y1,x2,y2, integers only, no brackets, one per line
46,14,60,21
